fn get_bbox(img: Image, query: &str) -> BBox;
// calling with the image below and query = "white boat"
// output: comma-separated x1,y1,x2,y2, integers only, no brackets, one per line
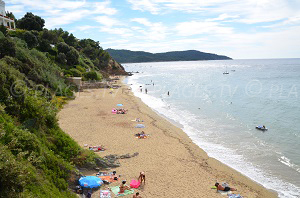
223,66,229,74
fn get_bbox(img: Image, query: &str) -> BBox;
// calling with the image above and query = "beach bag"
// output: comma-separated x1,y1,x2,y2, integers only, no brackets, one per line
100,190,111,198
130,180,140,188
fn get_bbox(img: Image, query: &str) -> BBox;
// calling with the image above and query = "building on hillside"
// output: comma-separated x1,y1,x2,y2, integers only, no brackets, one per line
0,0,15,30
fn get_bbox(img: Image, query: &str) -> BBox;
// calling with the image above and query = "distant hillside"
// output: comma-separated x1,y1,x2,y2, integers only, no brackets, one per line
105,49,232,63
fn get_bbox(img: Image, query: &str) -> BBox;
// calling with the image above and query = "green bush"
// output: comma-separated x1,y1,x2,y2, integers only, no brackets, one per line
0,37,16,58
0,31,4,38
69,68,82,77
23,31,38,48
83,71,102,81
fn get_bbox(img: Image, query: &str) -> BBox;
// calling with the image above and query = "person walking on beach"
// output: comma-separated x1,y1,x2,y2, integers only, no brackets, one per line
215,182,237,191
138,172,146,184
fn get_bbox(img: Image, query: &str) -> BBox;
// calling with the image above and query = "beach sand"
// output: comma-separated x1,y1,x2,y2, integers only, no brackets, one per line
58,78,277,198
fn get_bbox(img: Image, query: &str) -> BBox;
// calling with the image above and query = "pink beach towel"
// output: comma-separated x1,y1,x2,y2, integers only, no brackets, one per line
130,180,140,188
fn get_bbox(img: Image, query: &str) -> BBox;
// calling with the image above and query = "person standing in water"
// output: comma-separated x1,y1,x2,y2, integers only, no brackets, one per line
145,88,148,94
167,91,169,96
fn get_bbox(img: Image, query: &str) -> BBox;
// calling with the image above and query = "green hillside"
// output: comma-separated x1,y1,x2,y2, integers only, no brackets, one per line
106,49,232,63
0,12,125,197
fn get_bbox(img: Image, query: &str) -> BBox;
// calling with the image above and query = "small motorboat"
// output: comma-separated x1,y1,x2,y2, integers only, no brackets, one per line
256,126,268,131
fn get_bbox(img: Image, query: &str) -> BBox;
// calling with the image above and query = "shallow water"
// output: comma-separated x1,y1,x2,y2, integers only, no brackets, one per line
124,59,300,198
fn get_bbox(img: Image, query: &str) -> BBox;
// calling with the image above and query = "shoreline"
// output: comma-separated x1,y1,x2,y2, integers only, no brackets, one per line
58,78,277,198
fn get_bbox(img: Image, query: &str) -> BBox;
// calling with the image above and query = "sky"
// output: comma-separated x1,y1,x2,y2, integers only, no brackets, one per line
4,0,300,59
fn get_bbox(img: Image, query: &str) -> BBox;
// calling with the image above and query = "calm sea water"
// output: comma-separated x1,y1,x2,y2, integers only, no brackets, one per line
123,59,300,198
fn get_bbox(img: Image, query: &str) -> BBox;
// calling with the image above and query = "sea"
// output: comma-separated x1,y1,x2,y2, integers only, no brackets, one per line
123,59,300,198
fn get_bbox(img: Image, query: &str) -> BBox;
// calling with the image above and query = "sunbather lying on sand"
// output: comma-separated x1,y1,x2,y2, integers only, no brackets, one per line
215,182,237,191
89,145,105,151
117,109,128,114
135,131,149,139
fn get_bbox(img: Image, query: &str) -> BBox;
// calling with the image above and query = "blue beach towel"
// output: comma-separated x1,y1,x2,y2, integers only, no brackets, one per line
228,194,242,198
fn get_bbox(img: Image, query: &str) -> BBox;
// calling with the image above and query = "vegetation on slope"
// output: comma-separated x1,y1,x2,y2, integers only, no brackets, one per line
0,12,125,197
106,49,232,63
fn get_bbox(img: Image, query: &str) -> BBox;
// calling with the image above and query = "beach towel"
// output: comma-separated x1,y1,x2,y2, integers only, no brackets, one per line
228,194,242,198
130,180,140,188
99,176,119,183
218,190,232,195
110,186,134,196
100,190,111,198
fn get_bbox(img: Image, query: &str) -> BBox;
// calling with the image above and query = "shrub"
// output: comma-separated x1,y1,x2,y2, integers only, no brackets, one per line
83,71,102,81
69,68,82,77
0,31,4,39
0,37,16,58
23,31,38,48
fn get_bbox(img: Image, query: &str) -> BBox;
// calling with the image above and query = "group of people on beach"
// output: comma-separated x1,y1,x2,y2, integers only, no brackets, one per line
118,172,145,197
135,131,148,139
116,108,127,114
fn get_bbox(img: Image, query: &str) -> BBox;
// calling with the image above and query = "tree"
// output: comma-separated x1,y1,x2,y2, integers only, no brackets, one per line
0,38,16,58
0,25,7,36
6,11,16,20
38,39,52,52
17,12,45,31
57,53,67,64
57,42,70,54
66,47,79,65
23,31,38,49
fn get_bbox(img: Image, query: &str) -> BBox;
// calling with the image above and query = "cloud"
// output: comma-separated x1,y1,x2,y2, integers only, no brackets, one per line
126,0,300,25
127,0,159,14
131,18,168,40
99,27,133,37
95,16,120,27
6,0,118,28
131,18,152,26
207,13,240,21
175,21,233,36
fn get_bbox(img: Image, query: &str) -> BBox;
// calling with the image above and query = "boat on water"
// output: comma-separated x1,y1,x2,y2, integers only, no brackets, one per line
223,66,229,74
256,126,268,131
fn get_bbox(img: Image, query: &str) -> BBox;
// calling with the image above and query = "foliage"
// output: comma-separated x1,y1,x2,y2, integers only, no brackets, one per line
0,31,4,39
23,31,38,48
68,68,82,77
0,10,127,198
0,37,16,58
6,11,16,20
83,71,102,81
66,47,79,65
0,24,7,36
17,12,45,31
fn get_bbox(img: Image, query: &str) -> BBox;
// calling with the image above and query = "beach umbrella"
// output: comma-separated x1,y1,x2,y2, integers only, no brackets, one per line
135,124,145,128
79,176,103,188
117,104,123,106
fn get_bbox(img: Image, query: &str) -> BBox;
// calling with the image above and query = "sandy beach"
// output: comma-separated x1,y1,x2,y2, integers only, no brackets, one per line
58,78,278,198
